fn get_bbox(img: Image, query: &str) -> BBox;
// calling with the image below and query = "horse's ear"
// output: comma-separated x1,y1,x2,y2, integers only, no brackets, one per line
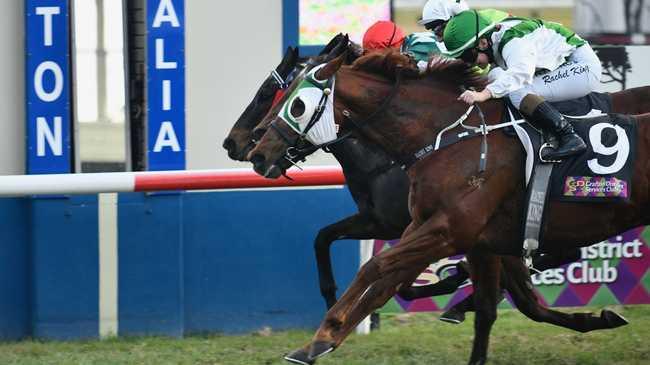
324,34,349,62
288,46,299,65
278,46,299,75
320,33,344,56
316,50,348,80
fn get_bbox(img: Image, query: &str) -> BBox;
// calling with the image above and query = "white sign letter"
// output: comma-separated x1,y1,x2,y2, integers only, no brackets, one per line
36,6,60,46
36,116,63,156
156,39,177,69
153,121,181,152
152,0,180,28
162,80,171,111
34,61,64,102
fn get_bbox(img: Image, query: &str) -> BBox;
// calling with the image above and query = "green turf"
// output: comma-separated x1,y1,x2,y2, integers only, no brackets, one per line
1,305,648,365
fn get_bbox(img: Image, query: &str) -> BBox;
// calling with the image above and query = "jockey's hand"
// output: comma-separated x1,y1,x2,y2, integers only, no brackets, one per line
458,89,492,104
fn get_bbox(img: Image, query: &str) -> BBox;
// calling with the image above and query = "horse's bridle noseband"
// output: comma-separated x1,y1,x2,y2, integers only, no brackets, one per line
268,66,407,169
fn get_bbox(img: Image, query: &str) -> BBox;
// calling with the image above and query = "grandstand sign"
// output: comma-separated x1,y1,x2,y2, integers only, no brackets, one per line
147,0,185,170
25,0,71,173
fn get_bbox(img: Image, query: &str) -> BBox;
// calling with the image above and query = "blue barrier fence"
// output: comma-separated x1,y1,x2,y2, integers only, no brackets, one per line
0,187,359,340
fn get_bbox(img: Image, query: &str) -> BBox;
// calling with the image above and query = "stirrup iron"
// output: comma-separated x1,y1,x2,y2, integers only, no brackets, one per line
522,238,538,269
539,143,561,164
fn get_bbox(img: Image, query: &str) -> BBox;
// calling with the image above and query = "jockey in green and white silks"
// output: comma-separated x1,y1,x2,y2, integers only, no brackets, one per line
443,10,599,160
416,1,508,76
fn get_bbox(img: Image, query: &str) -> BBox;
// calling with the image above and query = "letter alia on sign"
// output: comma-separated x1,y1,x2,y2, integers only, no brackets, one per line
147,0,185,170
26,1,71,173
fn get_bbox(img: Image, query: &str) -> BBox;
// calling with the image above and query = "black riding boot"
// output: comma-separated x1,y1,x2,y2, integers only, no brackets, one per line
530,101,587,161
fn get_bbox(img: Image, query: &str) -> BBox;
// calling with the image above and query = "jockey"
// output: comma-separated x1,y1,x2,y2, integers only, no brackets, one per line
418,1,508,76
362,20,441,68
443,10,601,160
401,31,442,65
418,0,509,42
362,20,406,52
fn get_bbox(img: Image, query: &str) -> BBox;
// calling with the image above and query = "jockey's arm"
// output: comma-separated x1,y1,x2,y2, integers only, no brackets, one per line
485,38,537,99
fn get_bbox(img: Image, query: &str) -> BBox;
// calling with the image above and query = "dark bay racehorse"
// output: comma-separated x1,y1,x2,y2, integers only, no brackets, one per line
222,39,409,311
223,34,360,162
222,46,301,162
248,50,649,364
225,38,650,316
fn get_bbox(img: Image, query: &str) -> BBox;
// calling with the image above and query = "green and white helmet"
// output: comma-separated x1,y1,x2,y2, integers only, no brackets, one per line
443,10,497,58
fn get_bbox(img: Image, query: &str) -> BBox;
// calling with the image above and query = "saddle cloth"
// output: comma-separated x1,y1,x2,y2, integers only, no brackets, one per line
515,114,637,202
506,94,637,203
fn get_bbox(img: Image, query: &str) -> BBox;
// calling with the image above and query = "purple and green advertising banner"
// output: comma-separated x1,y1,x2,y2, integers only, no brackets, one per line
375,226,650,313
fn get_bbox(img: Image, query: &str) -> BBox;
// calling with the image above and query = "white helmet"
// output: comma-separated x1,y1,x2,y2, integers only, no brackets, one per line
418,0,470,25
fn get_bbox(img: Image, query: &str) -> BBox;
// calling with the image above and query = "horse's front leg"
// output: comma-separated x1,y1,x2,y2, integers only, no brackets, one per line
465,249,501,365
314,213,395,309
285,217,457,364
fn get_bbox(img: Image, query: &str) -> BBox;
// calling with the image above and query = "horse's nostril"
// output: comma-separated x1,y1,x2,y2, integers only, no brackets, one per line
223,138,235,152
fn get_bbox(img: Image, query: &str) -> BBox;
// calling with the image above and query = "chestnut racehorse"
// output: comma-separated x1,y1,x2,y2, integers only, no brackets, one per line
224,38,650,316
248,50,649,364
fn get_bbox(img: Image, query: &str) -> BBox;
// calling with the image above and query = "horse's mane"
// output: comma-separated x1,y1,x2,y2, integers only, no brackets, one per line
351,49,488,90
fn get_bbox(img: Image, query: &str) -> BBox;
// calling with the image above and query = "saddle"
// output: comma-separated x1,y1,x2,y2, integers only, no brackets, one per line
408,91,636,263
503,93,637,263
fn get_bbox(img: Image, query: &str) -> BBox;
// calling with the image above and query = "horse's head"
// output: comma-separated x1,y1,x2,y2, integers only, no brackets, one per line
249,48,486,178
223,34,349,161
247,48,350,178
223,46,300,161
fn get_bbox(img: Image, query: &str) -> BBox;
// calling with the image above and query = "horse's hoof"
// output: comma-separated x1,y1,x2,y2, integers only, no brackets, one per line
284,348,314,365
601,309,629,328
308,340,336,360
439,308,465,324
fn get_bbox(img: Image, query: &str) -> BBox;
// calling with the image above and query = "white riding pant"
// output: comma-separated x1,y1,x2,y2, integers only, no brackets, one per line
504,45,602,109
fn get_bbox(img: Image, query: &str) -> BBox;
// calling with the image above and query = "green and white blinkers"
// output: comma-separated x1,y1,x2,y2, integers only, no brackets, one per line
277,64,338,146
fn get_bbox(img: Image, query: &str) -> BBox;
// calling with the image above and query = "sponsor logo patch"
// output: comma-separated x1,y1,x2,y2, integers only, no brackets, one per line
563,176,628,198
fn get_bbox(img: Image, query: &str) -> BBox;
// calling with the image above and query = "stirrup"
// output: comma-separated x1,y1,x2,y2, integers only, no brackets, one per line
539,143,561,163
522,238,538,270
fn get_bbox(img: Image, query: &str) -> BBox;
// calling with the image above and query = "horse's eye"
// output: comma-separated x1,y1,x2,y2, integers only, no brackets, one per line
290,98,306,118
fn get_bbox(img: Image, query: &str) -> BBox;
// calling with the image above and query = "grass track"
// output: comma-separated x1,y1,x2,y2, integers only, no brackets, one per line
1,305,648,365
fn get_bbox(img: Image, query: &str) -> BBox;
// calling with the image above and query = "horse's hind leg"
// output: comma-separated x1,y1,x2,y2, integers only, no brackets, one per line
397,261,469,301
465,250,501,365
533,248,580,271
439,249,580,323
314,213,395,309
501,256,628,332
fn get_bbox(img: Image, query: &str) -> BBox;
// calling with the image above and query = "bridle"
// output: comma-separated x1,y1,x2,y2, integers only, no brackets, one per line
270,69,289,90
269,64,345,166
269,65,406,169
